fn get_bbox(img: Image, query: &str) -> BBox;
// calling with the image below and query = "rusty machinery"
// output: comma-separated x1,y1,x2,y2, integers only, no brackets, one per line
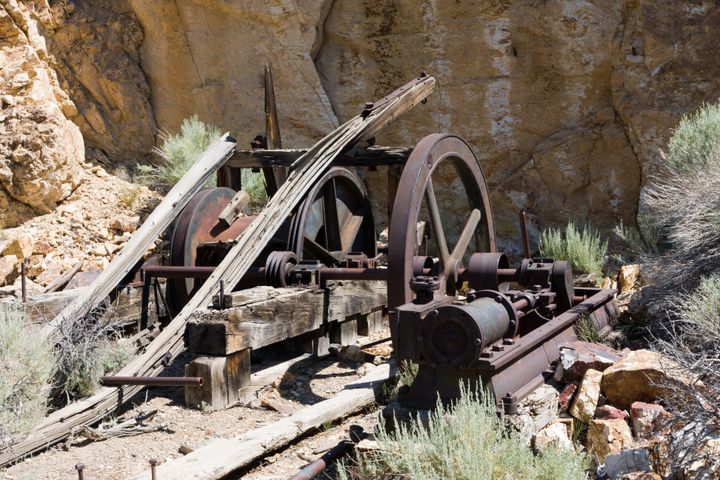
138,75,616,413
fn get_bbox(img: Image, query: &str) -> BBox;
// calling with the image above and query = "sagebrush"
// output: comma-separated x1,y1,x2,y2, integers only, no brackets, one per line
539,222,607,278
0,306,56,448
138,115,267,209
340,385,587,480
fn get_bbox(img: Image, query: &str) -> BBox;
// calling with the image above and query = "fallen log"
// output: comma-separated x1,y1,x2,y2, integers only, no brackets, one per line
132,362,396,480
41,134,237,339
0,75,434,467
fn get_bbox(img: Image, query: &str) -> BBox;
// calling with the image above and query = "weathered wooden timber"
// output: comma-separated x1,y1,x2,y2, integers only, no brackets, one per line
0,75,435,466
133,362,396,480
227,145,412,168
41,260,83,294
42,135,237,339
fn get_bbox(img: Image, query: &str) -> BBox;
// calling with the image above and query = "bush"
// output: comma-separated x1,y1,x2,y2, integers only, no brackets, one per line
138,115,221,190
539,222,607,278
340,385,587,480
0,305,56,448
663,102,720,173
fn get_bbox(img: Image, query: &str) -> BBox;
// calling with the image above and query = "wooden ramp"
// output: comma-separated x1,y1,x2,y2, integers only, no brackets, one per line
0,75,435,466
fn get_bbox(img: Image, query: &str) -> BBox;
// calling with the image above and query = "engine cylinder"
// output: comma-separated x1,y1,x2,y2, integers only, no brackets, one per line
420,296,512,368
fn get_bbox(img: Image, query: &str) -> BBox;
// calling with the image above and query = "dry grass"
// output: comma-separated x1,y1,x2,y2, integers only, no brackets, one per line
539,222,607,278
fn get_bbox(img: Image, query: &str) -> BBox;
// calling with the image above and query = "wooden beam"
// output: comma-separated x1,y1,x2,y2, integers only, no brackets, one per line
188,281,385,355
41,260,83,294
226,145,412,169
217,190,250,226
136,363,396,480
0,75,434,466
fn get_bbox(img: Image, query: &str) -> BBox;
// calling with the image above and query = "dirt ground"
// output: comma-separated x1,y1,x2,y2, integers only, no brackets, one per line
1,339,392,480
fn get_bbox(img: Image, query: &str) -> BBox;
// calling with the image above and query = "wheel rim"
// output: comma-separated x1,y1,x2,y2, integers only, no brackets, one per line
387,134,496,310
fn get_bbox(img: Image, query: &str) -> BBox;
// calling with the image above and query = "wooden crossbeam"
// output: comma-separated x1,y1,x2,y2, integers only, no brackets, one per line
227,145,412,168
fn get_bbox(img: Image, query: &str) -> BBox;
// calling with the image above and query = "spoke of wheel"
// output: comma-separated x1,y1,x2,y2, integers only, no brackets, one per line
444,208,482,278
424,177,450,267
322,179,342,251
303,236,340,266
340,213,364,251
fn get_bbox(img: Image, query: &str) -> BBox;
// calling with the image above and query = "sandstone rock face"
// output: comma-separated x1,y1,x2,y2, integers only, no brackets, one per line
602,349,696,409
0,0,84,228
126,0,338,148
570,368,603,423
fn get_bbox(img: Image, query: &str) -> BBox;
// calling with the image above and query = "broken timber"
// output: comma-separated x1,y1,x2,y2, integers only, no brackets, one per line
227,145,413,169
131,362,396,480
0,75,435,466
42,134,237,339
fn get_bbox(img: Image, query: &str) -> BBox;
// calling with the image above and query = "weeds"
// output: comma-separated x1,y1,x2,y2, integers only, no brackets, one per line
574,314,601,343
137,115,221,191
539,222,607,278
241,169,268,213
340,384,587,480
0,305,56,448
663,102,720,173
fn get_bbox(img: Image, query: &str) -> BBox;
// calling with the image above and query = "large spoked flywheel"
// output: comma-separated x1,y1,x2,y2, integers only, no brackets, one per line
387,133,496,313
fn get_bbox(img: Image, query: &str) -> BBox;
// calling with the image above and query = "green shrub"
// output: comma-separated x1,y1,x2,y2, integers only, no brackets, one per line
674,274,720,348
138,115,221,190
0,306,56,447
340,385,587,480
241,169,268,213
664,102,720,173
539,222,607,278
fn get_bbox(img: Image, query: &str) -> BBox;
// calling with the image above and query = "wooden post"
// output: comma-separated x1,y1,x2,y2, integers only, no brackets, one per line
185,349,251,410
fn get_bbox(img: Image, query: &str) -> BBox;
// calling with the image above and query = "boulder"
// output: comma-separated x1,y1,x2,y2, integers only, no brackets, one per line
619,264,641,293
533,422,574,453
570,368,603,423
504,384,559,446
109,215,139,233
602,350,696,409
587,419,634,462
596,405,629,421
604,448,652,479
630,402,668,440
0,255,18,286
557,341,622,382
2,234,34,260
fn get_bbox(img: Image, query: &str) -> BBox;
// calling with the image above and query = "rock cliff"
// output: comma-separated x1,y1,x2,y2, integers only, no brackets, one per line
2,0,719,246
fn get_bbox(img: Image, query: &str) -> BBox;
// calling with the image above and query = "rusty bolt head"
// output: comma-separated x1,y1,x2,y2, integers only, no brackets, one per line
149,459,158,466
75,464,84,471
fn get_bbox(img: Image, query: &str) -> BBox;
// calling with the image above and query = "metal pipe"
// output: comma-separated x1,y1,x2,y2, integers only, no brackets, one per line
21,260,27,303
100,376,203,387
149,459,158,480
288,426,364,480
519,210,531,259
143,265,215,279
319,267,388,281
75,464,85,480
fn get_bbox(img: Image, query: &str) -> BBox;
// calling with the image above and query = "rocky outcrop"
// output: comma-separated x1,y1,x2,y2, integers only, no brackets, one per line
0,0,84,228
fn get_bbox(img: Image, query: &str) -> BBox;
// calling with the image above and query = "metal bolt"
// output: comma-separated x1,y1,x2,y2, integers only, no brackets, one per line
364,102,374,110
75,464,85,480
149,458,158,480
21,260,27,303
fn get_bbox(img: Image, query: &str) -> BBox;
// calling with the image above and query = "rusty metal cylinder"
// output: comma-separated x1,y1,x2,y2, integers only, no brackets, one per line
421,296,513,368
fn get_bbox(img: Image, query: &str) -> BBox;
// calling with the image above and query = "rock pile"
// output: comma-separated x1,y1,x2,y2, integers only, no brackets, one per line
532,341,716,479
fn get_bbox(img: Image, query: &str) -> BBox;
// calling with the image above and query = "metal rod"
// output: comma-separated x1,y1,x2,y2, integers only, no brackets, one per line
143,265,215,279
288,426,364,480
219,280,225,309
149,459,158,480
519,210,531,259
318,267,388,281
100,376,203,387
21,260,27,303
75,464,85,480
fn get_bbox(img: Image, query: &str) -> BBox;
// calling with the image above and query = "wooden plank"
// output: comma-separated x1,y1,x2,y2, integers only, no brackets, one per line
188,281,386,355
138,363,395,480
42,134,236,339
0,76,433,467
41,260,83,294
217,190,250,226
226,145,413,168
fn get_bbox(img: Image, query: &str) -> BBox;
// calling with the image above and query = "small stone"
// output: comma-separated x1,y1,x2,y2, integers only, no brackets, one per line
630,402,668,439
596,405,629,421
570,368,603,423
32,240,53,255
533,422,574,453
0,255,18,286
604,448,652,478
587,419,634,462
2,234,34,260
619,473,661,480
619,264,640,293
602,349,697,409
110,215,138,233
558,341,622,382
90,244,107,256
558,383,578,413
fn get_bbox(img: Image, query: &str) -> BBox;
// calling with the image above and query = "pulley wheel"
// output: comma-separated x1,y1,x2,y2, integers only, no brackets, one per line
388,134,496,313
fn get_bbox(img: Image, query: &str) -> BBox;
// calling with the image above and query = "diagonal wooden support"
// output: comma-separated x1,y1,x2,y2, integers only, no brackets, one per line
0,74,434,466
